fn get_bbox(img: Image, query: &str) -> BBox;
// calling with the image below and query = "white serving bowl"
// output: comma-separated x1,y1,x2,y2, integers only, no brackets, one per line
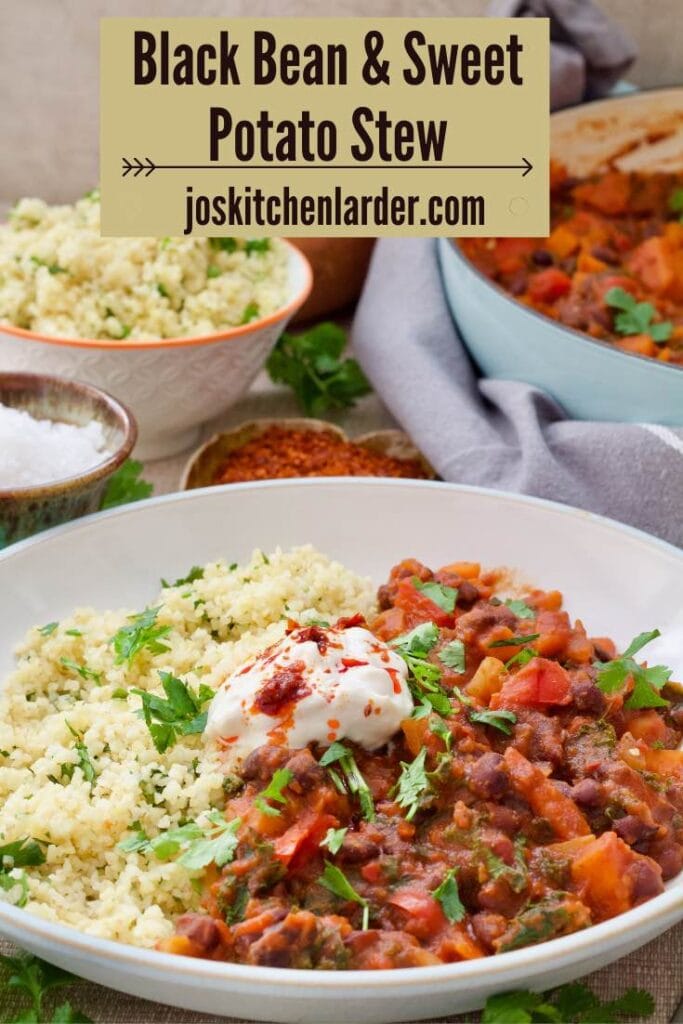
0,479,681,1023
0,241,312,459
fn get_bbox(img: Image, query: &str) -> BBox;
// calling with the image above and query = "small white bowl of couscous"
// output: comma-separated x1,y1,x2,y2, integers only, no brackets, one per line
0,195,312,458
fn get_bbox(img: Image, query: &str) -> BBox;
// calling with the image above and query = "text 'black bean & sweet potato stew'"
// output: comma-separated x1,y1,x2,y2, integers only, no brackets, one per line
153,559,682,969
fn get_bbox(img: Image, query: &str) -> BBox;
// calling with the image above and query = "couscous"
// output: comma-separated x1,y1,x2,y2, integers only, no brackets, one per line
0,194,289,340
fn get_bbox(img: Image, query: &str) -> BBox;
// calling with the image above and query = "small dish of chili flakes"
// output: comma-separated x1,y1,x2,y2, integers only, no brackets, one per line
180,419,436,490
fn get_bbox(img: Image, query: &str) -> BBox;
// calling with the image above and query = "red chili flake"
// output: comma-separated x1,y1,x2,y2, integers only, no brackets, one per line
336,613,367,631
340,657,369,673
386,667,403,695
295,625,329,653
253,661,310,716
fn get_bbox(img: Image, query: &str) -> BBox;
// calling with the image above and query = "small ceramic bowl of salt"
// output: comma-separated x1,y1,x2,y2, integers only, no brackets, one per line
0,372,137,545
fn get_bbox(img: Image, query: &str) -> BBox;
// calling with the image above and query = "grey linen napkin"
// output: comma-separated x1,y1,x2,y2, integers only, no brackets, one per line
351,238,683,549
488,0,637,109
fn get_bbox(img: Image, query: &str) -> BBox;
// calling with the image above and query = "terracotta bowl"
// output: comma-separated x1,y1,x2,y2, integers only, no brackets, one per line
0,372,137,546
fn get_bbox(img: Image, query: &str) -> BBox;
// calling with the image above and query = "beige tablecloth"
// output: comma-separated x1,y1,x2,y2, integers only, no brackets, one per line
1,375,681,1023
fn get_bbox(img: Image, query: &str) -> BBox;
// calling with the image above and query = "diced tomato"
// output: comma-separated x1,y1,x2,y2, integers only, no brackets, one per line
497,657,571,707
273,811,336,868
388,888,447,939
528,268,572,304
394,578,454,628
490,237,536,274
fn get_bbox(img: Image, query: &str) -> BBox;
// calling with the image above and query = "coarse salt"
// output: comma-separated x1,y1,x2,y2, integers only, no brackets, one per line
0,402,111,488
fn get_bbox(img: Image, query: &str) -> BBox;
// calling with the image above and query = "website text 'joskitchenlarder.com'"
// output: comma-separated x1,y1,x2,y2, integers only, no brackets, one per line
182,183,485,233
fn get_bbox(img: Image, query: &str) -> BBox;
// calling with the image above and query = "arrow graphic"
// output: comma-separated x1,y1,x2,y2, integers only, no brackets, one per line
121,157,533,178
121,156,156,178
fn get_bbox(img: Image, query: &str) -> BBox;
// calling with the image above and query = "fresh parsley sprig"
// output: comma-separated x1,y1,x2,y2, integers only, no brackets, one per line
266,322,371,416
0,952,92,1024
132,671,214,753
63,723,98,788
319,742,375,821
0,838,47,909
320,827,348,855
453,687,517,735
438,639,466,673
118,812,241,870
110,607,171,667
412,578,458,613
504,598,536,620
253,767,293,818
482,982,654,1023
595,629,671,710
319,861,369,930
161,566,204,589
605,287,672,343
100,459,153,510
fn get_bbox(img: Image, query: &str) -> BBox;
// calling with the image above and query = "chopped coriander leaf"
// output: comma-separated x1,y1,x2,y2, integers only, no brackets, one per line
470,708,517,735
59,658,101,684
391,622,440,658
0,869,29,907
63,722,97,787
111,688,128,700
100,459,153,510
392,746,430,821
428,716,452,750
83,188,100,201
245,238,270,254
595,629,671,709
320,826,348,855
432,867,465,923
118,814,241,870
412,577,458,613
207,264,221,278
240,301,260,324
0,837,47,868
504,598,535,620
438,639,466,673
488,633,540,649
319,861,369,929
483,982,655,1024
161,565,204,588
39,622,58,636
65,629,82,637
320,742,375,821
253,767,293,817
110,606,171,666
209,237,237,252
669,187,683,215
505,647,538,669
0,952,93,1024
266,322,371,416
132,671,214,753
604,287,672,343
156,282,170,298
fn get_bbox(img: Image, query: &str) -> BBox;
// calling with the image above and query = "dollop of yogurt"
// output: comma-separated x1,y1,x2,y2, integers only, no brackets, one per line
206,619,413,762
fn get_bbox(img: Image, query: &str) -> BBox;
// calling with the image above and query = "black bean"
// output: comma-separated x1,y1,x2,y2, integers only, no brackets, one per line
532,249,553,266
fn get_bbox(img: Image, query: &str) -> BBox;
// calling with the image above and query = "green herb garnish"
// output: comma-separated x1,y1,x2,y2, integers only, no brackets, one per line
110,607,171,666
392,746,430,821
320,827,348,855
208,237,237,253
412,578,458,613
156,282,170,298
319,861,369,930
253,767,293,818
595,629,671,710
391,623,451,716
504,599,535,620
64,722,98,787
240,301,260,324
38,622,58,637
0,952,93,1024
100,459,153,510
432,868,465,923
132,671,214,753
118,812,241,870
428,716,452,751
668,187,683,221
245,238,270,255
206,264,221,278
438,639,466,673
319,742,374,821
605,287,672,343
59,658,101,684
483,983,654,1023
469,708,517,735
161,566,204,588
266,322,371,416
488,633,540,649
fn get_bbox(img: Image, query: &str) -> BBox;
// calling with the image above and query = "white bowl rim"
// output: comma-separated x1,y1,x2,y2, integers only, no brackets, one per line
0,476,682,992
0,240,313,351
446,84,683,378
